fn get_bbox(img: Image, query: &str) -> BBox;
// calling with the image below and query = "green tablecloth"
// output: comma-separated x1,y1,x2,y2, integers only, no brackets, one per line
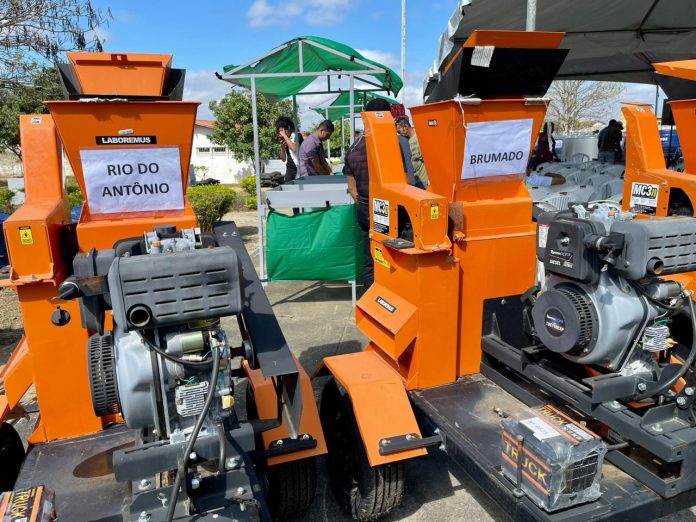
266,205,363,282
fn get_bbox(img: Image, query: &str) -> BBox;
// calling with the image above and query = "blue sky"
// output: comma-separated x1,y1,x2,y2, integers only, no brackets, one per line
90,0,664,128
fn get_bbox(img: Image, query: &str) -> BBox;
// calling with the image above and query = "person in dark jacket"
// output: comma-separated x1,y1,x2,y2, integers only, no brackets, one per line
344,98,392,290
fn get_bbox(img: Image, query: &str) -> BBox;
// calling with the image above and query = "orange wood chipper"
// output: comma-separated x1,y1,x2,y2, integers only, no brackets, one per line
0,53,326,522
316,31,696,521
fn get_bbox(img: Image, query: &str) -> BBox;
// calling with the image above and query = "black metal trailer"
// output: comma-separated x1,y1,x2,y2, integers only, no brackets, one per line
409,365,696,522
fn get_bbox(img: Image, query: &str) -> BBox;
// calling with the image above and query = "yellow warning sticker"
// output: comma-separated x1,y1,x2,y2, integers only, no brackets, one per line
374,246,391,269
19,226,33,245
430,204,439,220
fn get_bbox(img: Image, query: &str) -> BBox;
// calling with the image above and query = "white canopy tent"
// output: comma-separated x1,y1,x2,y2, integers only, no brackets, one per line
425,0,696,98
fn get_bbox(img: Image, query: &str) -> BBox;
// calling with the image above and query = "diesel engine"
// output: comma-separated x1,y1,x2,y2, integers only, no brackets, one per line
532,204,696,399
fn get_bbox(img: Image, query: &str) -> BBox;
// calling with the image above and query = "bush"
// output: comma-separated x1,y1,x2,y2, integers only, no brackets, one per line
65,176,84,208
0,188,14,214
245,195,257,210
240,175,257,196
187,185,237,231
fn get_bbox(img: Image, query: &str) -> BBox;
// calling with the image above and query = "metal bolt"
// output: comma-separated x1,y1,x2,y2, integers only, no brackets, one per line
138,479,151,490
225,457,240,470
380,438,391,446
191,475,201,490
686,387,695,397
652,423,663,433
138,512,151,522
637,383,647,392
302,434,310,441
275,439,283,447
610,401,621,409
677,396,687,407
235,487,245,497
500,299,506,305
405,434,415,441
189,451,197,461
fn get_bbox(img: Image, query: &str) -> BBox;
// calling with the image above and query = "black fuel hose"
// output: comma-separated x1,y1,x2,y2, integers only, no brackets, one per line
165,345,220,522
635,296,696,401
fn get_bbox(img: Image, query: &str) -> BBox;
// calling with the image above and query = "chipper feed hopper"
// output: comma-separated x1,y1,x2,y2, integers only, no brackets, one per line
316,31,696,521
0,53,325,522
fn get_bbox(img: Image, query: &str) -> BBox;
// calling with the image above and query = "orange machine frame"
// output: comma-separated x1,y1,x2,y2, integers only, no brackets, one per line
316,31,562,466
0,53,324,462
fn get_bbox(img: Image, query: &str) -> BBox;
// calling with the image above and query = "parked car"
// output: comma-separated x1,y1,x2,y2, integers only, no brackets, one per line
660,128,681,166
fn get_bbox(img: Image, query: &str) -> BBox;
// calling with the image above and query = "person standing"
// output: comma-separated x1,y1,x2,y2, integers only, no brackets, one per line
298,120,334,177
344,98,392,290
598,120,623,164
396,117,429,188
275,116,301,183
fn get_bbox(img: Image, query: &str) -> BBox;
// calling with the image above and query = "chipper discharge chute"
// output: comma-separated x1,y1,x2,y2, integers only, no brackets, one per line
315,30,696,522
0,52,325,522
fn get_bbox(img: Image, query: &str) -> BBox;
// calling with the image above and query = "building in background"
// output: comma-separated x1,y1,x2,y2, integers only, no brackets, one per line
191,120,255,184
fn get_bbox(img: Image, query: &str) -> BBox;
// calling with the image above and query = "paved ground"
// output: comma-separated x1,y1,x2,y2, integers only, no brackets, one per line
3,210,696,521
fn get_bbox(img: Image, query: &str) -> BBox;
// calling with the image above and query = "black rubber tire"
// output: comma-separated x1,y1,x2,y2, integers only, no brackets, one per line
0,422,25,492
264,457,317,519
246,382,318,519
320,378,405,521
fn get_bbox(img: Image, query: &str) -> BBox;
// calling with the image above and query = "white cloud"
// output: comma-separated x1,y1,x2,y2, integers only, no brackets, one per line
182,70,235,120
356,49,400,70
247,0,350,28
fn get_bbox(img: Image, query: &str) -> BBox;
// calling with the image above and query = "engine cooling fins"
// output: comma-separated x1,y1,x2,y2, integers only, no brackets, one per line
87,333,121,417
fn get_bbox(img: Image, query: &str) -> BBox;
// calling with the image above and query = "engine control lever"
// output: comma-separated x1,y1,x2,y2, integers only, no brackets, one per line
57,277,81,300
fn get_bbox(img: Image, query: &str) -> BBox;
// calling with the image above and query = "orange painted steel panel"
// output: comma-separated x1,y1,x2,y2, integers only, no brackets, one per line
322,352,426,466
18,283,102,441
46,101,199,192
0,395,8,424
4,200,71,282
18,115,64,200
666,100,696,174
356,283,418,361
0,337,31,408
621,103,695,217
463,30,565,49
653,60,696,82
68,52,173,96
244,360,327,466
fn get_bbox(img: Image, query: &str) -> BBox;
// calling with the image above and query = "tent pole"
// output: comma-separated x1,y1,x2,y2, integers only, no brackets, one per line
250,77,266,283
401,0,406,104
292,95,298,127
341,117,345,158
349,75,355,146
326,108,331,160
526,0,537,31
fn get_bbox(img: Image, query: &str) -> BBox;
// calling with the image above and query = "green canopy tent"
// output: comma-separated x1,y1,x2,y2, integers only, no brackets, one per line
310,91,399,158
218,36,402,280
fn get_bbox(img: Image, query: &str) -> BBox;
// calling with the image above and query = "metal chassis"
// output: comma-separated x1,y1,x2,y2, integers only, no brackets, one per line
479,294,696,499
11,221,308,521
409,372,696,522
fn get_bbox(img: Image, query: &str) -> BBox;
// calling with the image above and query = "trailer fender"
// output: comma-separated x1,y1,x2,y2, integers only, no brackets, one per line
316,351,427,466
245,357,327,466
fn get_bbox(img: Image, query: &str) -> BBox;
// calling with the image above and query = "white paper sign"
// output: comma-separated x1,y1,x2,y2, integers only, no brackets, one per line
462,118,534,180
80,147,184,214
471,45,494,68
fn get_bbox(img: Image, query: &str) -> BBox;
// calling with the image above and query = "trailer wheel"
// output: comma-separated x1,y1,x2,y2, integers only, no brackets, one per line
246,382,318,518
0,422,25,492
320,378,404,521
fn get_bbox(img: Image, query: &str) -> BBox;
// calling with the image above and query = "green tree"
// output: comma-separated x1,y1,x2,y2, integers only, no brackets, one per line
209,91,292,170
0,1,110,88
0,67,64,159
328,119,351,157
